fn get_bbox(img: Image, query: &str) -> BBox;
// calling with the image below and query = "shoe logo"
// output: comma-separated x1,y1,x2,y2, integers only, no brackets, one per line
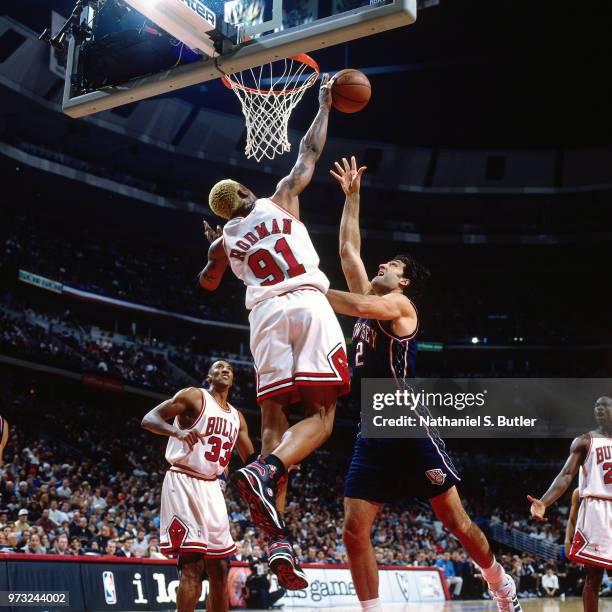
251,463,266,476
425,468,446,485
266,487,273,496
269,465,277,475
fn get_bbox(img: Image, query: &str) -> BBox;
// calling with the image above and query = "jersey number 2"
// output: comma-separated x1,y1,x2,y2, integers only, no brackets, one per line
248,237,306,286
355,341,364,367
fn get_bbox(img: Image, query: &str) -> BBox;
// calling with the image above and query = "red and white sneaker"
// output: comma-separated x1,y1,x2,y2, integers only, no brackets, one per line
234,459,285,537
268,537,308,590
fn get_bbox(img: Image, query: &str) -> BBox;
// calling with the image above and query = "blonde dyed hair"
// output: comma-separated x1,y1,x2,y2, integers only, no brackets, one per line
208,179,242,220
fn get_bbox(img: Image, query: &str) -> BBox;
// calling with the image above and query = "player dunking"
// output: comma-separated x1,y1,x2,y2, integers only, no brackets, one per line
326,157,522,612
141,360,254,612
528,396,612,612
199,74,349,589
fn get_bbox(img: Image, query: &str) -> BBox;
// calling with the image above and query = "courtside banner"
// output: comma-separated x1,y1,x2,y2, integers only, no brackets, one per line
0,556,447,611
276,566,447,608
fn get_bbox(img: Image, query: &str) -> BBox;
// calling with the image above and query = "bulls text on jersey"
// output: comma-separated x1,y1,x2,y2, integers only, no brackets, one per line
595,444,612,464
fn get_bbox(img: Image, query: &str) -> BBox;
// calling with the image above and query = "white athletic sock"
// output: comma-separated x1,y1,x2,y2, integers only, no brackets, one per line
360,597,383,611
481,559,506,589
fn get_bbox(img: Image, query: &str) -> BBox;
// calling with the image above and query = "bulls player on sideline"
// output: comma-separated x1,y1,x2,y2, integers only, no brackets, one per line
199,74,349,590
141,360,254,612
326,157,521,612
528,396,612,612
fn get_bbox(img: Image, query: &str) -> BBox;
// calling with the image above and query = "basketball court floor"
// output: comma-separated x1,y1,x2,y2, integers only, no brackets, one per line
248,599,612,612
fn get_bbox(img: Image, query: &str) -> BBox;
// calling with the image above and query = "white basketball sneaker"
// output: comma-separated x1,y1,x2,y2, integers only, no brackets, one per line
489,576,522,612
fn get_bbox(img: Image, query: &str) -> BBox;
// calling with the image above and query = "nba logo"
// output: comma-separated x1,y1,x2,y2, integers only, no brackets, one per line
103,571,118,605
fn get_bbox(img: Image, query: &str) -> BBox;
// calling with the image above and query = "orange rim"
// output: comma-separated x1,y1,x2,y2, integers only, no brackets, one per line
221,53,320,95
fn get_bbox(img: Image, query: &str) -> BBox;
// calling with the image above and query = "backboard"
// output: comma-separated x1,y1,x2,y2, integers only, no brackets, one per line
61,0,416,118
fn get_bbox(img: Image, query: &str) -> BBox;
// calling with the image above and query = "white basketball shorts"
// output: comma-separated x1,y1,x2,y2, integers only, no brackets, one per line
248,287,350,403
570,496,612,569
159,469,236,558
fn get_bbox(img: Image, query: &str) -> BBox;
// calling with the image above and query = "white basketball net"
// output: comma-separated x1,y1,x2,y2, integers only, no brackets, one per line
221,54,320,162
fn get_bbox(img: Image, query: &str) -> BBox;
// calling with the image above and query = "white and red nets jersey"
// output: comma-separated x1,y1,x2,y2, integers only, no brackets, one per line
579,433,612,500
223,198,330,309
165,389,240,479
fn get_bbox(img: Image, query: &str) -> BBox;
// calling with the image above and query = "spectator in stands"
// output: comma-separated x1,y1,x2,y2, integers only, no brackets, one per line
35,508,57,532
69,536,84,555
436,551,463,598
105,540,118,556
132,529,148,556
144,544,165,560
116,537,134,558
96,524,112,550
21,532,45,554
244,552,286,610
56,478,72,499
0,532,19,553
91,487,108,511
51,534,71,555
84,541,100,555
49,500,67,526
541,567,560,598
14,509,29,533
69,515,88,541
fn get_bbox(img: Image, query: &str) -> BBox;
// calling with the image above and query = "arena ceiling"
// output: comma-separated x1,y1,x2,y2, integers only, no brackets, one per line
4,0,612,148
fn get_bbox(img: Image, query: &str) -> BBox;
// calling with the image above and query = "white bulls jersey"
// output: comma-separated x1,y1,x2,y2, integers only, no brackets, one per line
223,198,329,309
579,432,612,500
165,388,240,479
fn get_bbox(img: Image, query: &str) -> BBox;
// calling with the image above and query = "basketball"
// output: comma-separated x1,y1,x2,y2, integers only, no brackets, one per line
331,69,371,113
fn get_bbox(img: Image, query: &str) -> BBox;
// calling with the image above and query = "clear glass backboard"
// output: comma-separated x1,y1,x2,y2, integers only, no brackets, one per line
61,0,416,118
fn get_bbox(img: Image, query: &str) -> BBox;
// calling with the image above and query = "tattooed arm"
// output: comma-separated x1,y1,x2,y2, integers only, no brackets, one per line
272,74,333,219
198,221,229,291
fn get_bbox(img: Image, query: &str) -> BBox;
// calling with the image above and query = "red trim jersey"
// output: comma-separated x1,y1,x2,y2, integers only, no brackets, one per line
165,389,240,479
222,198,330,309
579,432,612,500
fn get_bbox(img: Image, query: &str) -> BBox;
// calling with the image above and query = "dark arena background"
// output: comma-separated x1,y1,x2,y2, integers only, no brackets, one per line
1,0,612,611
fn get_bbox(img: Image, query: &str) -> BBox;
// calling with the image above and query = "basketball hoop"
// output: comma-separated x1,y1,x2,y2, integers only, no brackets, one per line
220,54,320,162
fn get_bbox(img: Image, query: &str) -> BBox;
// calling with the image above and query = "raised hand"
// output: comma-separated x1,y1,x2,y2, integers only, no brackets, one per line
203,220,223,244
527,494,547,521
319,73,333,111
330,156,367,195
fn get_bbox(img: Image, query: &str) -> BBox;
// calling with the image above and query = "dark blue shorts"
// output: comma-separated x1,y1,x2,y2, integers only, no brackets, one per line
344,434,461,503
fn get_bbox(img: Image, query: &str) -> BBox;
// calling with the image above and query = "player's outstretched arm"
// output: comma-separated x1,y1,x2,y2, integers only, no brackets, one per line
330,156,370,294
235,410,255,464
199,220,229,291
527,434,589,521
141,387,203,450
272,74,333,218
327,289,416,322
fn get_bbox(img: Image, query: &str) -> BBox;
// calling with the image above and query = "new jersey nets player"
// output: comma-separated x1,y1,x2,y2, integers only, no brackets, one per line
142,360,254,612
326,157,522,612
